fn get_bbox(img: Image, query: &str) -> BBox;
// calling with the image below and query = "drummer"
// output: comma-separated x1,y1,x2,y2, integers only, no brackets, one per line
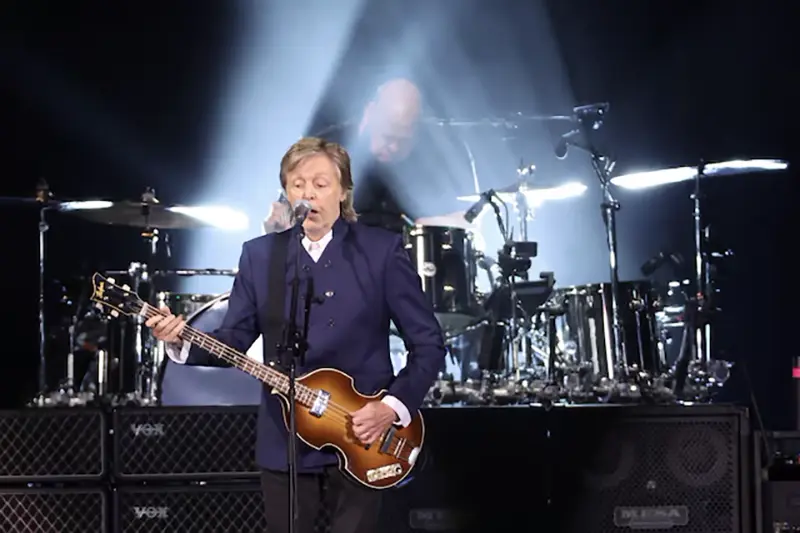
303,77,476,233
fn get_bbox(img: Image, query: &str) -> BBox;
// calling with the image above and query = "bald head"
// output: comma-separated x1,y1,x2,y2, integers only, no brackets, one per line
361,78,423,163
373,78,422,127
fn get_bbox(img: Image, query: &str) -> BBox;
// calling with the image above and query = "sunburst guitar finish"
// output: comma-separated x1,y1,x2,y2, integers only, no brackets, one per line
273,368,424,489
88,272,424,490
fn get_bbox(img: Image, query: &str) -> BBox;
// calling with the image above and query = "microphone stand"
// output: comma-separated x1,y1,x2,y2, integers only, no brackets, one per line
279,224,313,533
565,108,628,390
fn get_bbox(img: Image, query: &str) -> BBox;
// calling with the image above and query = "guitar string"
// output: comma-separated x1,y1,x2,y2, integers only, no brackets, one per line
137,302,413,461
139,302,349,418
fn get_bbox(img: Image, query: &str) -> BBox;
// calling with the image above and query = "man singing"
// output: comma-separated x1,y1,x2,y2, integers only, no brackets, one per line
146,137,446,533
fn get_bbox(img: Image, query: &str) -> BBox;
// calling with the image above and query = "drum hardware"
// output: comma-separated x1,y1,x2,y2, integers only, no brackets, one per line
612,159,789,399
1,184,249,407
0,181,61,405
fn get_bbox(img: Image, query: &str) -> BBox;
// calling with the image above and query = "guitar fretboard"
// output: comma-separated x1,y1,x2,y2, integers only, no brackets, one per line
140,302,318,406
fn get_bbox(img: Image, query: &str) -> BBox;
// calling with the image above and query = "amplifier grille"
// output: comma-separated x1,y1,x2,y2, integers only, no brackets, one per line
0,488,107,533
113,406,258,480
0,408,106,481
114,485,265,533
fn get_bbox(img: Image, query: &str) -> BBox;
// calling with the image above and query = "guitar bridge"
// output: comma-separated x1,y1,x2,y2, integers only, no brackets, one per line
309,390,330,417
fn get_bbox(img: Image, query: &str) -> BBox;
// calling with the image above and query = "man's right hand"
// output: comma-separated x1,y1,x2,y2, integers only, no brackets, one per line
145,306,186,343
262,201,293,234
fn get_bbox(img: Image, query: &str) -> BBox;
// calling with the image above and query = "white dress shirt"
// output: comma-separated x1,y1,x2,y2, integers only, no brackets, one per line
165,228,411,426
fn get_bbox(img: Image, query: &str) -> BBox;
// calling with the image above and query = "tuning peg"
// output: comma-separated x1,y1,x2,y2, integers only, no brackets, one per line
110,310,119,318
122,284,130,290
108,277,116,284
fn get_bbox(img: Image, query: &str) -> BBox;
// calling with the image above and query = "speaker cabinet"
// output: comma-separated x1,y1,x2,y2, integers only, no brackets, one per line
549,404,751,533
379,406,548,533
0,487,107,533
114,484,265,533
113,406,258,480
0,408,106,482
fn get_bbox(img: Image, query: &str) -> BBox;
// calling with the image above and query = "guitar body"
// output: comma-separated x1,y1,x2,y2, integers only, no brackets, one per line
272,367,425,490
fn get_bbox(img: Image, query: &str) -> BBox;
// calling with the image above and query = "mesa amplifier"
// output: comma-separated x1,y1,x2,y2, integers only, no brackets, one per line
548,404,751,533
0,487,107,533
378,406,549,533
113,406,259,480
114,484,265,533
0,407,106,482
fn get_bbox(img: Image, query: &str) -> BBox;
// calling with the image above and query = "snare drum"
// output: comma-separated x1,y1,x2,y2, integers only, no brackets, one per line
403,225,479,333
156,293,263,406
549,281,659,380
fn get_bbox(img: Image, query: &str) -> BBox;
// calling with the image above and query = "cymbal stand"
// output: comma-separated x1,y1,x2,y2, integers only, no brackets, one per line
136,188,171,405
691,164,710,365
514,162,536,241
672,163,732,399
33,180,54,405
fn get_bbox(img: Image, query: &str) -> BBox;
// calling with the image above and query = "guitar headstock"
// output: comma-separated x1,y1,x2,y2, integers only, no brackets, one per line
90,272,144,318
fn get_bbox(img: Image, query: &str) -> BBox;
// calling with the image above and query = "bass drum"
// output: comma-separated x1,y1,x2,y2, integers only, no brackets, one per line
157,293,263,406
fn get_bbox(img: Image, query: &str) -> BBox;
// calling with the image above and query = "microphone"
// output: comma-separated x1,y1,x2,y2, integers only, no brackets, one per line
464,189,495,223
292,199,312,225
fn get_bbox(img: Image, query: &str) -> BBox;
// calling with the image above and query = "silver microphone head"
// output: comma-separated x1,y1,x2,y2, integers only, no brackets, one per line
292,199,312,224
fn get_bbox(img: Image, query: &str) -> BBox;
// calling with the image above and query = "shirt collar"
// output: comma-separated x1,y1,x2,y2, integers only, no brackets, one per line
302,228,333,251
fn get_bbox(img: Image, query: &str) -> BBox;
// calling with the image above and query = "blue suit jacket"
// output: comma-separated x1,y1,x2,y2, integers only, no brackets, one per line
184,217,446,472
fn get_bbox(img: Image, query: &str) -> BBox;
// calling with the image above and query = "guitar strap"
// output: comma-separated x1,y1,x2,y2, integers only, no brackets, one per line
260,229,291,367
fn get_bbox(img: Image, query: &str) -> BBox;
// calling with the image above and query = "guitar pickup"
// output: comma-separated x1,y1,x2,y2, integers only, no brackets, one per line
309,390,330,417
379,426,397,454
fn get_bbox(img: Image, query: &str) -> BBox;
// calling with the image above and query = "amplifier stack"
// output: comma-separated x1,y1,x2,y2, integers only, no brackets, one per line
0,408,107,533
0,404,753,532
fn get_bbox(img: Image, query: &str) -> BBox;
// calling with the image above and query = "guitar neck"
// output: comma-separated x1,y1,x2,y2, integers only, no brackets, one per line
145,303,300,398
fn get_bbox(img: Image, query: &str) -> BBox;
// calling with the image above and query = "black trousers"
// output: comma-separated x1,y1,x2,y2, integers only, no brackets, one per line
261,467,382,533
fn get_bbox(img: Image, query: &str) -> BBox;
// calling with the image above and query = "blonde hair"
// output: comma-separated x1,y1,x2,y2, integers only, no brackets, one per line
279,137,357,222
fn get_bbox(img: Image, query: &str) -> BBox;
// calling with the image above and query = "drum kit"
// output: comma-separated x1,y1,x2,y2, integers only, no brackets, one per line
3,128,789,410
416,154,788,405
0,183,249,407
414,154,790,407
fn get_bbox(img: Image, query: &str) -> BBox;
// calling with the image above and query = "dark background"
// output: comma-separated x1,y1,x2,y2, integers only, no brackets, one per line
0,0,795,428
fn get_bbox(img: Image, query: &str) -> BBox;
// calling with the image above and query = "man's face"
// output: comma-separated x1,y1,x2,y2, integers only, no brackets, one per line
368,119,417,163
284,153,345,238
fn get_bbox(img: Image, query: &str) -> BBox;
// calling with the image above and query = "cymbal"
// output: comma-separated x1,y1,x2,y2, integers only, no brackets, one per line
0,196,56,206
59,200,249,230
457,179,588,204
610,158,789,190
